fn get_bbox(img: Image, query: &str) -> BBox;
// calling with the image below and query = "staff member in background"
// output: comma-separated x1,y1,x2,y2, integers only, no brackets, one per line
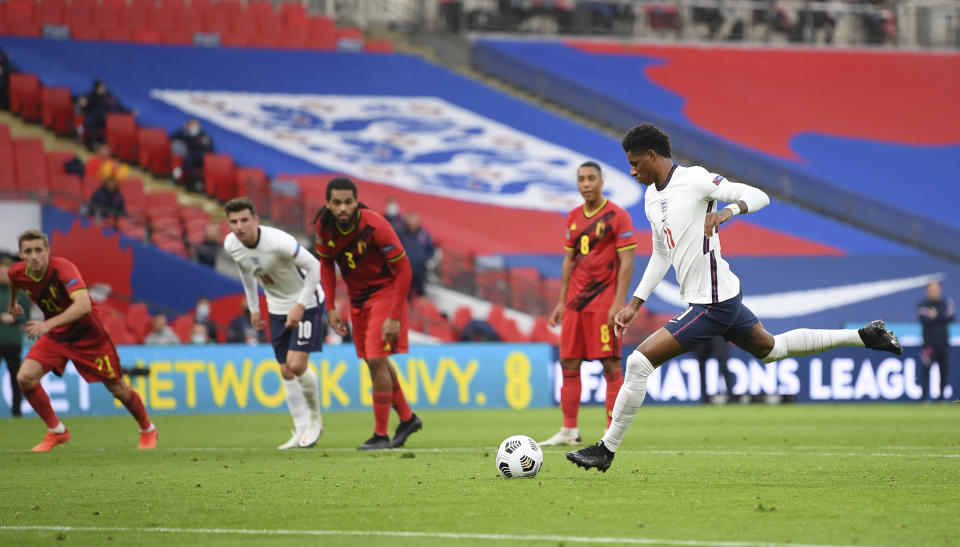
917,281,954,401
0,257,31,417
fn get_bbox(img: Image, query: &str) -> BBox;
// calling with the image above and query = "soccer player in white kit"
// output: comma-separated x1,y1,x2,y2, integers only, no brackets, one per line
223,197,325,450
567,123,903,472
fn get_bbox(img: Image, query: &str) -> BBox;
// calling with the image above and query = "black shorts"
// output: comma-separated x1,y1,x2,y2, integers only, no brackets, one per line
268,306,324,363
664,291,759,351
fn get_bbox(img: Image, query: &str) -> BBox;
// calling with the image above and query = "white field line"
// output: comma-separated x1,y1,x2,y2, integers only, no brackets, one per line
0,524,873,547
0,446,956,457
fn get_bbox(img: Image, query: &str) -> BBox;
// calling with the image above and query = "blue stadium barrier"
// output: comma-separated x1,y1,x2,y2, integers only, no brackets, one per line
472,40,960,263
0,343,555,417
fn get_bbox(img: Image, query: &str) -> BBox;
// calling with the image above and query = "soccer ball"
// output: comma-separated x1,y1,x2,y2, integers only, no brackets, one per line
495,435,543,478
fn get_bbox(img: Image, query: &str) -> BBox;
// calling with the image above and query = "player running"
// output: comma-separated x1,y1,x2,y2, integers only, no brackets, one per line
315,177,422,451
4,230,157,452
541,161,635,446
223,198,324,450
567,123,903,472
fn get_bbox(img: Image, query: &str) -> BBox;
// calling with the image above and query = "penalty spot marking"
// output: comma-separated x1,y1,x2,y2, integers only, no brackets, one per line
0,524,871,547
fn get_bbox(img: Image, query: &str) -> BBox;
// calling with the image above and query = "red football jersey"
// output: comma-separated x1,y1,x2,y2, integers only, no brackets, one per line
562,199,637,312
316,208,407,309
7,256,108,344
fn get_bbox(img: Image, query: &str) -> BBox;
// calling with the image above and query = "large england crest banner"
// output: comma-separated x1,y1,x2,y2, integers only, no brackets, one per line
150,90,642,212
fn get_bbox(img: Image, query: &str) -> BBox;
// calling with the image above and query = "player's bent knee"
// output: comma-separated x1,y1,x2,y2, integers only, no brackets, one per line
16,360,43,390
624,352,655,387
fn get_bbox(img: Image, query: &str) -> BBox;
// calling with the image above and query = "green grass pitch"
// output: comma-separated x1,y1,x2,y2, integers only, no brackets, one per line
0,403,957,546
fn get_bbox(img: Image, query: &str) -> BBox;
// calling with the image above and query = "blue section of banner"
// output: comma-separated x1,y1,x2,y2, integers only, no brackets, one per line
551,346,959,406
0,343,554,417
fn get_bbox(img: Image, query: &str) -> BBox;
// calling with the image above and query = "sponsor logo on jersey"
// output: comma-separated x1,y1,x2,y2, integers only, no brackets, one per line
149,91,642,212
713,175,724,185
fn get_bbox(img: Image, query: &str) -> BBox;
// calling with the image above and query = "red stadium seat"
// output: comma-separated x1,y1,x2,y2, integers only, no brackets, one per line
364,39,394,53
235,166,268,210
154,0,194,45
81,175,102,201
3,0,41,37
117,216,147,241
125,302,153,341
45,150,75,180
9,73,42,122
145,190,179,213
13,138,48,193
37,0,68,26
118,177,147,219
50,174,84,211
98,0,131,42
41,86,74,136
106,113,138,164
103,312,137,345
137,127,172,176
66,0,98,40
203,154,236,202
171,314,194,342
308,16,337,50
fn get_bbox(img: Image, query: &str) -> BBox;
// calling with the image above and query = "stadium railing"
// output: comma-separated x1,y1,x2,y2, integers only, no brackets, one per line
472,40,960,265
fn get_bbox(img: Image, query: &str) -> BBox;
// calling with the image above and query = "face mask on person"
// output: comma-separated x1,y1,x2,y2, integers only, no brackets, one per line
191,333,208,345
385,203,399,217
196,303,210,320
187,124,200,137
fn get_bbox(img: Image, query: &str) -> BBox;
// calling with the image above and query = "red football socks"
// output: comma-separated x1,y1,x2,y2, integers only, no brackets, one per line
123,391,152,430
561,369,581,429
22,384,60,429
391,381,413,422
604,369,624,428
372,391,393,436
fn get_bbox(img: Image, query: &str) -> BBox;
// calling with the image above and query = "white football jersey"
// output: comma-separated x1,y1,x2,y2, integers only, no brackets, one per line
224,226,323,315
640,164,753,304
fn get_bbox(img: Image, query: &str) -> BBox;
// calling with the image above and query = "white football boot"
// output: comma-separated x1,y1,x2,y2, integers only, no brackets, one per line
299,419,324,448
278,429,304,450
540,427,582,446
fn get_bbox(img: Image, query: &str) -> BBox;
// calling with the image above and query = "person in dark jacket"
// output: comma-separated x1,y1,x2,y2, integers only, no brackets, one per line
87,171,126,220
76,79,131,149
396,211,435,299
171,118,214,193
0,257,31,416
917,281,955,401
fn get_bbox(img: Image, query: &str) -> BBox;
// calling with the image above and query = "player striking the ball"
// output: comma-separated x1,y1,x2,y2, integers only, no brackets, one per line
4,230,157,452
541,161,635,446
316,177,422,450
567,123,903,472
223,198,325,450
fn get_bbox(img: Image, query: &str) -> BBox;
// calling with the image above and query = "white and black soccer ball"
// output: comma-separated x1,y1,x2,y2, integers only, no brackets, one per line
495,435,543,478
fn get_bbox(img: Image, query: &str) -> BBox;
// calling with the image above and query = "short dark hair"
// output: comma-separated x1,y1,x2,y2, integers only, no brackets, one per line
18,229,48,249
621,123,671,158
326,177,358,201
578,161,602,175
224,197,256,216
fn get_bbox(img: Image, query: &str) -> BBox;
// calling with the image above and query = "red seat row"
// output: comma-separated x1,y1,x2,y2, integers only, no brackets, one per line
0,0,390,52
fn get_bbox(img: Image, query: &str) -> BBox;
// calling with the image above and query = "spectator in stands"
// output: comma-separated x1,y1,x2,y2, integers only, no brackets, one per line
76,79,131,150
460,318,500,342
226,302,265,345
190,323,212,345
144,314,180,345
87,167,127,221
84,143,113,179
194,224,222,268
0,48,14,111
397,211,435,299
171,118,214,194
918,281,954,401
193,296,218,342
383,196,404,231
440,0,464,32
0,257,31,417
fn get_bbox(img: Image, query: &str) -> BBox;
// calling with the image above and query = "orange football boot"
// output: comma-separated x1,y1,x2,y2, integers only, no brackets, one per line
32,430,71,452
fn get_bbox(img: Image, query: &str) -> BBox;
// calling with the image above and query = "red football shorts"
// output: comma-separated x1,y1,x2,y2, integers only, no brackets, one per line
26,333,122,383
350,291,408,359
560,309,621,361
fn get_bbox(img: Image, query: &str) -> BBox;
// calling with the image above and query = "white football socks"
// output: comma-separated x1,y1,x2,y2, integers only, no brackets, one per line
601,351,655,452
762,328,864,363
283,378,311,431
297,368,322,425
